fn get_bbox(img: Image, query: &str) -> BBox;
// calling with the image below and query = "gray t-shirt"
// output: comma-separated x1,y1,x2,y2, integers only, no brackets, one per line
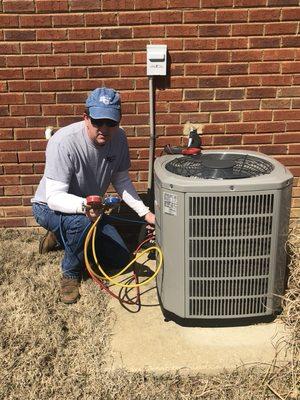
33,121,131,203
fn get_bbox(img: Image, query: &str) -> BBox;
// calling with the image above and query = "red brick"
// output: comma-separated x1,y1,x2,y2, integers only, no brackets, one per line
102,53,133,65
234,0,266,6
184,89,214,100
70,54,101,66
0,15,18,27
39,55,69,67
0,140,29,151
274,110,300,121
41,80,72,92
135,0,167,9
69,0,101,11
25,93,55,104
133,26,165,38
26,116,56,127
226,123,256,133
53,14,84,27
202,0,233,6
211,112,240,123
0,93,24,104
200,51,230,63
217,9,248,22
218,63,248,75
156,136,181,147
85,12,118,26
274,155,300,166
184,10,215,23
166,25,198,37
266,23,298,35
199,25,230,37
119,39,149,51
70,28,100,40
217,38,248,49
0,197,22,206
286,121,300,131
282,36,300,48
37,29,67,41
152,38,183,50
0,176,20,185
15,128,44,140
278,87,300,98
7,55,38,67
0,116,26,127
243,110,272,122
256,122,285,133
185,39,216,50
199,77,229,88
249,62,280,74
214,135,242,145
231,100,260,110
202,124,226,134
89,66,120,78
35,0,68,12
168,0,199,7
86,41,118,53
56,92,87,104
42,104,74,116
0,43,19,54
261,75,292,86
201,101,229,112
261,99,291,109
247,88,276,98
121,91,148,102
243,134,273,144
249,8,280,21
5,30,36,41
20,15,52,27
100,78,134,90
232,24,264,36
268,0,298,5
259,145,287,154
9,81,40,92
56,67,87,79
169,102,198,112
216,89,244,99
102,27,132,39
0,218,26,228
3,0,34,12
250,37,281,48
21,43,52,54
282,7,300,20
292,99,300,109
156,113,180,124
282,62,300,74
4,165,33,174
289,144,300,153
30,141,47,151
0,106,9,116
11,105,41,116
171,77,198,88
119,11,151,26
0,153,18,163
18,151,45,163
264,49,295,61
4,185,33,195
185,64,216,75
0,68,23,79
24,68,55,80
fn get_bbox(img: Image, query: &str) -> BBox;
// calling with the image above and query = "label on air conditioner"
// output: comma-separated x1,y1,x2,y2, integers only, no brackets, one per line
163,192,177,216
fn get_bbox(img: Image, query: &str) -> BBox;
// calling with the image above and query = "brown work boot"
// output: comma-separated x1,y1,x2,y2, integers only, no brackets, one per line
60,276,81,304
39,230,59,254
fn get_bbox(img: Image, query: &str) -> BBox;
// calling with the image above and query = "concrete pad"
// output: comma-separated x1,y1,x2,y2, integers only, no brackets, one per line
107,279,289,375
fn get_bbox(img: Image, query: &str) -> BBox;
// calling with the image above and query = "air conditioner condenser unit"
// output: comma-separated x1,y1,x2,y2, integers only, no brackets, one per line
154,150,293,326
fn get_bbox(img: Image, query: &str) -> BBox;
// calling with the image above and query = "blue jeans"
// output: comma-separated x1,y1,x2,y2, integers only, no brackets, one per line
32,203,130,279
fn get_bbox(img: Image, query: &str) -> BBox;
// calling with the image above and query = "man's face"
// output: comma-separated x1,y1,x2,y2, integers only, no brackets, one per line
84,114,119,146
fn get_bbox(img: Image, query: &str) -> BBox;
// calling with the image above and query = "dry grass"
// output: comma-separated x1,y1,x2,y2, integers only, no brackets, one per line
0,226,299,400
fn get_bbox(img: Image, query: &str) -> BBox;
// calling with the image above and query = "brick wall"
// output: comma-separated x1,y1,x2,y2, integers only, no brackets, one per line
0,0,299,227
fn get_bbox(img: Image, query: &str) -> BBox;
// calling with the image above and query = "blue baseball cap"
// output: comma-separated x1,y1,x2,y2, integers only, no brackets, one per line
85,87,121,122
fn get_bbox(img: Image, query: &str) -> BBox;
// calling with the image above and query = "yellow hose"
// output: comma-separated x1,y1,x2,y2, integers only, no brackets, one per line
84,215,163,288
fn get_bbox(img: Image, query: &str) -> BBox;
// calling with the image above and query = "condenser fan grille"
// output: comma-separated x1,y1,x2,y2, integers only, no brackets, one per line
165,153,274,180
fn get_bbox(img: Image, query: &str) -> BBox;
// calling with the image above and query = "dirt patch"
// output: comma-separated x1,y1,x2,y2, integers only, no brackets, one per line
0,227,299,400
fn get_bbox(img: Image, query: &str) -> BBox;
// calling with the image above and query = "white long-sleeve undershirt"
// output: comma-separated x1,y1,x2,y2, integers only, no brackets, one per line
45,170,150,217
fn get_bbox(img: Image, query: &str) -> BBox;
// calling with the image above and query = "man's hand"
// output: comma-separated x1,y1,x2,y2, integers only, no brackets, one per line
144,211,155,226
85,205,103,222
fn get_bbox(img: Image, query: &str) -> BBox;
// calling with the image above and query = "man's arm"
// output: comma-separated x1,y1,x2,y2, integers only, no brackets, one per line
111,170,155,224
46,178,86,214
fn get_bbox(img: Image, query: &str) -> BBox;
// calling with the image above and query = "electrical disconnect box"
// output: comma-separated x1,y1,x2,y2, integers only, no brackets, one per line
146,44,167,76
